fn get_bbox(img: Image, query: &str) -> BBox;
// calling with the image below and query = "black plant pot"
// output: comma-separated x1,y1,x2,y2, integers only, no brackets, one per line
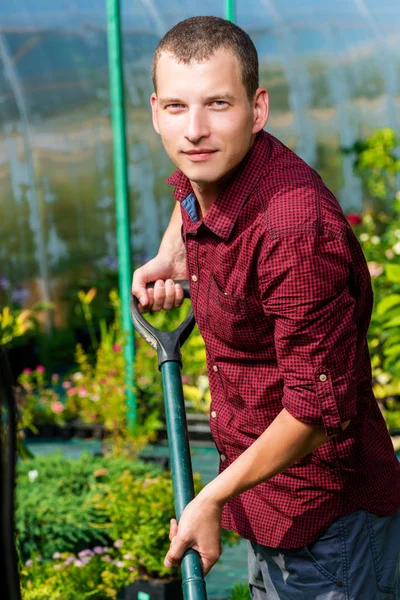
122,578,183,600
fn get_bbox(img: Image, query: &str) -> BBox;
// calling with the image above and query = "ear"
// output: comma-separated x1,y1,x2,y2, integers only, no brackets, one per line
150,93,160,135
252,88,269,134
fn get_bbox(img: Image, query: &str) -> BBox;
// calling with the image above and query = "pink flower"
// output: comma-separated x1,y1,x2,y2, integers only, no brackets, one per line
113,560,125,568
53,552,61,559
113,539,124,548
93,546,105,555
51,401,65,414
112,344,122,352
108,369,118,377
78,386,88,398
36,365,45,374
346,213,362,226
74,560,84,567
51,374,60,383
64,557,74,565
367,261,383,278
66,387,77,396
386,249,395,259
22,368,32,375
25,559,33,567
62,381,72,389
54,564,62,570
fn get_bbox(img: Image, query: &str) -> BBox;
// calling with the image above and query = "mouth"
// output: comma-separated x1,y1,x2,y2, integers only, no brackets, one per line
183,149,218,162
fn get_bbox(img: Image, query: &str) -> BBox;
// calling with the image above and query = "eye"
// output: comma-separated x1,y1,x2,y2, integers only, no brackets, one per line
166,103,184,110
210,101,229,109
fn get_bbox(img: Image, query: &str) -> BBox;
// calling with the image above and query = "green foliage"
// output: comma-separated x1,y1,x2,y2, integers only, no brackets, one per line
16,452,162,562
344,128,400,202
228,582,251,600
0,306,35,346
345,127,400,430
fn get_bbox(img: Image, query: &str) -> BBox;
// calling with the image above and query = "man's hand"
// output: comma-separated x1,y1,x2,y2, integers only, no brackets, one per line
132,255,186,313
132,204,188,313
164,495,223,577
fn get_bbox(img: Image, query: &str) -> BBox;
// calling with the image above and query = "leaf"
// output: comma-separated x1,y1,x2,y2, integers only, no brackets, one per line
381,315,400,328
376,294,400,316
385,264,400,284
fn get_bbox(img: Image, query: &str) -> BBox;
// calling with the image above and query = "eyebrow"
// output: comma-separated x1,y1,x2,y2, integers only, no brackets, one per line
159,92,236,106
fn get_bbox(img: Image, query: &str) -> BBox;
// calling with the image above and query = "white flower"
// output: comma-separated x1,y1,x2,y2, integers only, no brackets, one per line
28,470,39,482
376,373,390,385
359,233,369,242
71,372,83,381
371,236,380,245
393,242,400,255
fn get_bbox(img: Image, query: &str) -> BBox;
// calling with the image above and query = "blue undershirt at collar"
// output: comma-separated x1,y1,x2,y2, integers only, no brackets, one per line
181,192,199,223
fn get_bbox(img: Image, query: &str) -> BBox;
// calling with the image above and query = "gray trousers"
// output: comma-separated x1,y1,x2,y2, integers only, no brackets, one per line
248,509,400,599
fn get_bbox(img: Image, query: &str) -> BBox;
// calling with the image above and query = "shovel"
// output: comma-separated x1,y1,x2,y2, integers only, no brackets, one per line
130,281,208,600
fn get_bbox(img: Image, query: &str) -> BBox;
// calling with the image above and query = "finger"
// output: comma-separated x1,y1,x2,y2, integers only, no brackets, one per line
164,536,189,569
139,286,154,314
131,270,149,310
152,280,166,312
163,279,176,311
173,283,185,308
169,519,178,542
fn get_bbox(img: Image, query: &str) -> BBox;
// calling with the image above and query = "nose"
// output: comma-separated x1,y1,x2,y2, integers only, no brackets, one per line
184,107,210,144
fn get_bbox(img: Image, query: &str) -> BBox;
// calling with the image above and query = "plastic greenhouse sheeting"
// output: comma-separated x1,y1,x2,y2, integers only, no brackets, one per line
1,0,400,316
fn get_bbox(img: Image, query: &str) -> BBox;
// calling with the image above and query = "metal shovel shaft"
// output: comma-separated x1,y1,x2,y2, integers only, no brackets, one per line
161,361,208,600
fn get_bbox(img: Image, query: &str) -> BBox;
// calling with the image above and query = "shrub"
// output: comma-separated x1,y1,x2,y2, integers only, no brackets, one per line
229,582,251,600
16,452,162,561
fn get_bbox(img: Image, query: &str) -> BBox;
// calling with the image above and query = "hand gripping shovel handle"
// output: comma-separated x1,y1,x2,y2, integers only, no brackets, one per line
130,282,208,600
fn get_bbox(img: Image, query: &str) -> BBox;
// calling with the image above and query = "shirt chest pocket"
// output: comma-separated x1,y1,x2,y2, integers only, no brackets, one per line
206,276,271,350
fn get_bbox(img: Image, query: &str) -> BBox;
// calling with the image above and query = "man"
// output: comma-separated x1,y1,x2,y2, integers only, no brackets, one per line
132,16,400,599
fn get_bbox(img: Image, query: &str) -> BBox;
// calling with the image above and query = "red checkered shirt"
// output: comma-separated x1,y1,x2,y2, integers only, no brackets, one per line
167,130,400,548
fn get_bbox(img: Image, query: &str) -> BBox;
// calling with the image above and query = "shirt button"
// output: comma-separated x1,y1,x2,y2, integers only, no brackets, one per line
319,374,327,382
211,411,217,418
212,365,218,372
220,454,226,462
191,275,198,282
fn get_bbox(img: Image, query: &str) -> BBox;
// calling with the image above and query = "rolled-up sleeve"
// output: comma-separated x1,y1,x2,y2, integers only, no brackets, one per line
259,229,358,437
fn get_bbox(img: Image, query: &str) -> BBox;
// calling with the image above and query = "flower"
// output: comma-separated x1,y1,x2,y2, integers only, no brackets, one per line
25,560,33,567
62,381,72,389
71,372,83,381
93,546,105,554
113,539,124,548
36,365,45,374
91,394,100,402
113,561,125,568
112,344,122,352
101,555,112,562
385,249,394,259
94,468,109,478
64,557,75,565
28,470,39,482
53,552,61,559
393,241,400,255
78,386,88,398
51,374,60,383
376,372,390,385
371,235,380,245
22,368,32,375
74,560,84,567
129,567,136,572
346,213,362,226
51,401,65,414
123,553,133,560
367,262,383,278
66,387,78,396
54,564,62,570
359,233,369,242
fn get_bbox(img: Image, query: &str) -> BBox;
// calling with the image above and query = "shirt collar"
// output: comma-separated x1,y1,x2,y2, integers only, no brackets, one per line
166,131,271,241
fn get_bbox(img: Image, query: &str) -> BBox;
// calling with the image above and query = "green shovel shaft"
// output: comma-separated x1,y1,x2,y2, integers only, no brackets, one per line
161,361,208,600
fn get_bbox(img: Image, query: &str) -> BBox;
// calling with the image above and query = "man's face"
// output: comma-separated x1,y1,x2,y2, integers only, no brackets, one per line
151,49,267,191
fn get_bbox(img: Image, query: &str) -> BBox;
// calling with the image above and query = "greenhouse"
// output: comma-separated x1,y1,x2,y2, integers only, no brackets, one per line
1,1,400,599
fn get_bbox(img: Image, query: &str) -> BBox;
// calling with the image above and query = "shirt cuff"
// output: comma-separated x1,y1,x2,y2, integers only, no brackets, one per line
281,367,357,437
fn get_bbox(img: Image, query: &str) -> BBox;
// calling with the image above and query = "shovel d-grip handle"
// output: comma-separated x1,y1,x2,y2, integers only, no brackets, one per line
130,281,208,600
130,281,196,369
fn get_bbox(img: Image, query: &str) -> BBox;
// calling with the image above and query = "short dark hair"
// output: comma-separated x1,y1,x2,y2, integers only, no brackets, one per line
152,16,259,101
